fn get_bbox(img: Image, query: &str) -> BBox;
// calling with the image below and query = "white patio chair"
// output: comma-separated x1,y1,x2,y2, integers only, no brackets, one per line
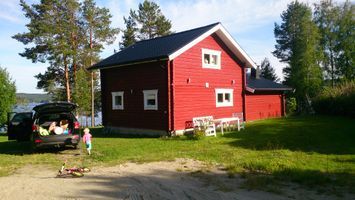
192,116,216,137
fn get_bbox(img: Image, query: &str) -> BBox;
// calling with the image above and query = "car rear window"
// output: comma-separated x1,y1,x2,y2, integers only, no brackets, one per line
11,113,32,123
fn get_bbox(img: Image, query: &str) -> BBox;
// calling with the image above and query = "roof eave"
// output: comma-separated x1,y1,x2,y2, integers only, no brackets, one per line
168,23,257,68
88,56,169,70
247,87,293,92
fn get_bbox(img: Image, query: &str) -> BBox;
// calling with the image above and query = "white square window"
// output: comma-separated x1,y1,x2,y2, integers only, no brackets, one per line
143,90,158,110
202,48,221,69
112,91,124,110
215,89,233,107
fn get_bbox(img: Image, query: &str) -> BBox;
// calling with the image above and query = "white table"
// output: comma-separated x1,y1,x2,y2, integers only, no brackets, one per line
213,117,240,135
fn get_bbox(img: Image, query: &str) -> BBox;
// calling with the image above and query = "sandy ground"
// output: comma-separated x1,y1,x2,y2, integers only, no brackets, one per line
0,158,352,200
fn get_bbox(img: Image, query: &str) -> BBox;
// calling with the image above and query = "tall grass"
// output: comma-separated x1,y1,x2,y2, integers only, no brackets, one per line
313,81,355,117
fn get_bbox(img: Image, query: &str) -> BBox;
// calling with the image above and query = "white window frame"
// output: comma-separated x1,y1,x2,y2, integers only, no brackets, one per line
202,48,221,69
112,91,124,110
215,89,233,107
143,89,158,110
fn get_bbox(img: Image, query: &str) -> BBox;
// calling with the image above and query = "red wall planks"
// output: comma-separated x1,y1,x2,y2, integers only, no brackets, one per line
172,34,244,130
100,61,168,130
245,94,283,121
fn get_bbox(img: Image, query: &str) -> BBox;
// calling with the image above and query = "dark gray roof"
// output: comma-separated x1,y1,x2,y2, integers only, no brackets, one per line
90,22,220,69
247,76,292,91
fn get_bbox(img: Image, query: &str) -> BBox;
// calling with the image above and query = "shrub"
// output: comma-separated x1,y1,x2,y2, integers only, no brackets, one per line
313,81,355,117
286,97,297,115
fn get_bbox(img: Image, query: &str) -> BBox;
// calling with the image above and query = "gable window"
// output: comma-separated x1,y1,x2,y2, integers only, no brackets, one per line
215,89,233,107
143,90,158,110
202,48,221,69
112,91,124,110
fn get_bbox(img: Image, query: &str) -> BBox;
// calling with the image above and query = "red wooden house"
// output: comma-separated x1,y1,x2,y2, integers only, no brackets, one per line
90,23,292,135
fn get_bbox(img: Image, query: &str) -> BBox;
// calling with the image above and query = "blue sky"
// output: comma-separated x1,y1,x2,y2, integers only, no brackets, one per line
0,0,345,93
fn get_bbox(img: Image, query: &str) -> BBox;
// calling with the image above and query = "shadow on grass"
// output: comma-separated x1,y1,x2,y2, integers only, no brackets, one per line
224,115,355,155
87,127,161,139
0,140,74,155
241,168,355,197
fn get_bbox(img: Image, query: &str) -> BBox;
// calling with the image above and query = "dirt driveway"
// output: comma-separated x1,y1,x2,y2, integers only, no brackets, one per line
0,158,352,200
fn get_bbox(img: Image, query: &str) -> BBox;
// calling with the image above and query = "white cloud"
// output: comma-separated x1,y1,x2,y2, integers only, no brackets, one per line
0,0,25,23
161,0,289,33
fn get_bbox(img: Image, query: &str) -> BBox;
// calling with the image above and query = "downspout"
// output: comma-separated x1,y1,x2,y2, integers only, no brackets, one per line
282,93,286,117
167,60,174,134
170,61,174,133
242,64,247,121
100,70,106,126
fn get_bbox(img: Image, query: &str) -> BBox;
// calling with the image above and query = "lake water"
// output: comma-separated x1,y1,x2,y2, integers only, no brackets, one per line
13,103,103,127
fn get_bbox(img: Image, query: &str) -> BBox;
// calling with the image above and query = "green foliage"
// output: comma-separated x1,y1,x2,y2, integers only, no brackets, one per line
185,129,205,140
335,1,355,81
73,68,91,116
274,1,323,113
119,15,138,50
0,67,16,124
120,0,172,49
260,58,280,82
314,0,340,86
313,80,355,116
286,97,297,115
133,0,172,40
14,0,118,102
314,0,355,85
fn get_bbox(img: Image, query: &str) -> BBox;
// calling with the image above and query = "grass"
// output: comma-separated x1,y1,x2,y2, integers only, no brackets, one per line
0,115,354,192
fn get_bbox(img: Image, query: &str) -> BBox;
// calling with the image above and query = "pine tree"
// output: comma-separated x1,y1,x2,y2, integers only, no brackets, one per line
73,68,91,124
81,0,118,126
120,0,172,49
13,0,117,104
260,58,280,82
13,0,81,102
273,1,323,113
119,14,138,50
133,0,172,40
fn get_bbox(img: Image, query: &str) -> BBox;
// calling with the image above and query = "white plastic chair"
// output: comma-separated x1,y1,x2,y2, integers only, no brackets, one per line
232,112,246,130
192,116,216,137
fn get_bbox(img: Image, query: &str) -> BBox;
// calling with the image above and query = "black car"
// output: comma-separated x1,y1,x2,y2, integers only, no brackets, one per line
8,102,81,150
7,112,33,141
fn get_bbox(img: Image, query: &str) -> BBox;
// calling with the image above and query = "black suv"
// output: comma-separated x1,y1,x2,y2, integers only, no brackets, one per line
8,102,81,150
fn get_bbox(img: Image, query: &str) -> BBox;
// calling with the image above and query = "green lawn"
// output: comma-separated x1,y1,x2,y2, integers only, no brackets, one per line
0,115,354,191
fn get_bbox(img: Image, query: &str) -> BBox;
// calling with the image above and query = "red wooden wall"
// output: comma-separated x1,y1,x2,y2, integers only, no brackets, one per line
100,61,168,130
172,34,244,131
245,93,283,121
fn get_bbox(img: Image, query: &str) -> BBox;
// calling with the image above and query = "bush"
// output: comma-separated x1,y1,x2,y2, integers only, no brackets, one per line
312,81,355,117
286,97,297,115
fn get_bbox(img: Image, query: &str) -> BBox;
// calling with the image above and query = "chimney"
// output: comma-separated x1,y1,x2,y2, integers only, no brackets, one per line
256,65,261,79
251,67,256,79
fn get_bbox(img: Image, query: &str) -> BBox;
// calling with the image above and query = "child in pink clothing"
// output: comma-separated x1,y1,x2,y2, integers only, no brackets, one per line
82,128,92,155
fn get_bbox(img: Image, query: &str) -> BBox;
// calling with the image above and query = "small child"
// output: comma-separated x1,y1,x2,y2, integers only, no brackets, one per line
82,128,92,155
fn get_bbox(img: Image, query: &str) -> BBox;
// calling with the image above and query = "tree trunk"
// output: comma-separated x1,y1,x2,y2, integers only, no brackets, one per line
64,56,71,102
90,28,95,127
330,49,335,87
91,71,95,127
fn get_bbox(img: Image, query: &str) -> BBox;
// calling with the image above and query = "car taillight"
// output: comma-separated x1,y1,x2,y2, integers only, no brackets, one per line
74,121,80,129
32,124,38,132
35,139,42,143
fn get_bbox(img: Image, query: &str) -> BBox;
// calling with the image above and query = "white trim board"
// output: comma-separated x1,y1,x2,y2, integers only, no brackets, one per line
168,23,257,69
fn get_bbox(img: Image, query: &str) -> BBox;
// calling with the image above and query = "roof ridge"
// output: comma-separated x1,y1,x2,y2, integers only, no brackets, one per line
134,22,220,45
